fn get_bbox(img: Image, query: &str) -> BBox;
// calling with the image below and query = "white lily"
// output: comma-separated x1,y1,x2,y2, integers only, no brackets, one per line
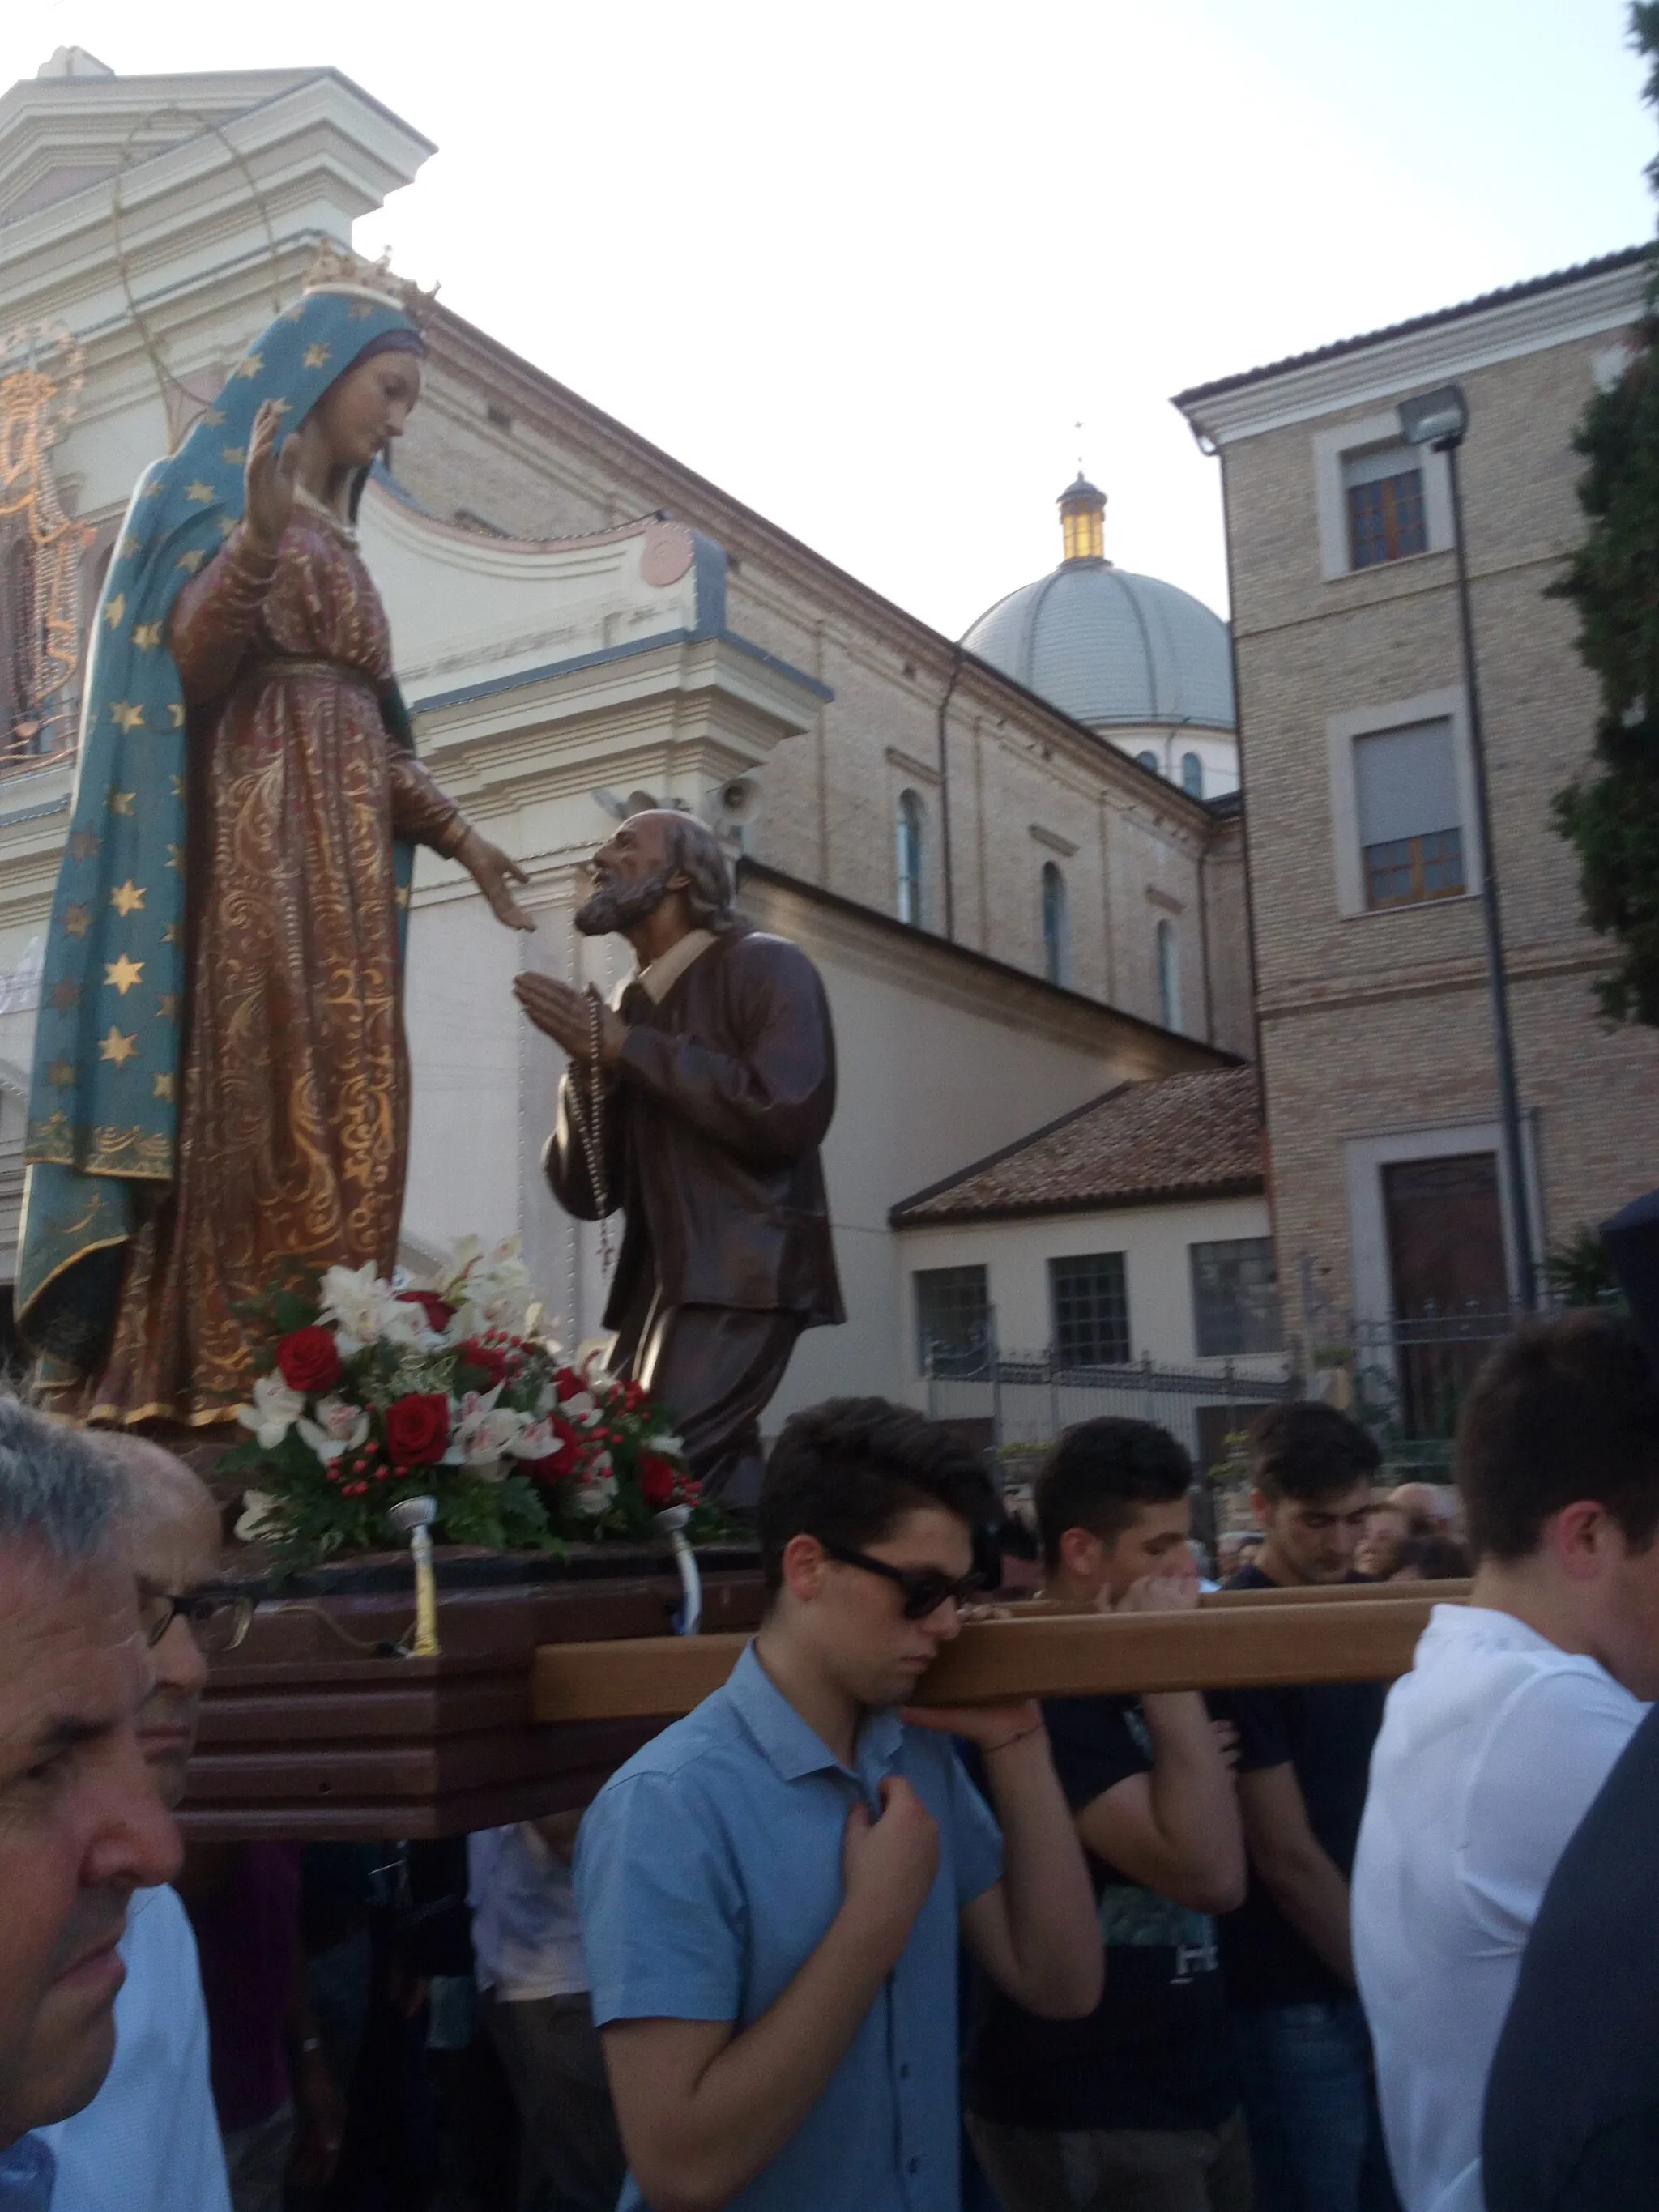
234,1490,282,1543
318,1262,390,1345
378,1296,428,1348
454,1389,531,1470
236,1370,305,1449
296,1396,370,1464
572,1467,618,1518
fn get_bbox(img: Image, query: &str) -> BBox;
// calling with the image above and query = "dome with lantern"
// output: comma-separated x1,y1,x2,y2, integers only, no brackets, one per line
962,476,1239,800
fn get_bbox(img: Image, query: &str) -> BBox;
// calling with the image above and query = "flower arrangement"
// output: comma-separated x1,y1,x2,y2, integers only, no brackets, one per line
220,1238,706,1567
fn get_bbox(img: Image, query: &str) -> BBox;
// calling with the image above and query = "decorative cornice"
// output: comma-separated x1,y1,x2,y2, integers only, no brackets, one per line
1175,254,1648,446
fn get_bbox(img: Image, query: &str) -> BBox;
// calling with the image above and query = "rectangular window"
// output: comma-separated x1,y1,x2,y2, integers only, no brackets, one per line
1049,1252,1130,1367
1354,718,1465,911
1343,442,1427,569
914,1266,989,1376
1191,1238,1282,1357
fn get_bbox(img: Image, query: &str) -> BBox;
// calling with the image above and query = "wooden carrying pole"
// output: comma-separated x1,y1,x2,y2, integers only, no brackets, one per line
531,1580,1471,1724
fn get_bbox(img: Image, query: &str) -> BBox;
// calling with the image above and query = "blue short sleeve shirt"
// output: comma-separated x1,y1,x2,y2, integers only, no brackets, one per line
575,1642,1004,2212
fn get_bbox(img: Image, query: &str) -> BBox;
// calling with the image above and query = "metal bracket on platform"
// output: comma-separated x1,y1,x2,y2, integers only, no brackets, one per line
654,1507,702,1636
388,1495,441,1656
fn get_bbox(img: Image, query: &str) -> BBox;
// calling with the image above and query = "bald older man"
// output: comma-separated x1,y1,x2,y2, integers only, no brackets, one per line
518,811,842,1507
0,1404,179,2210
43,1435,241,2212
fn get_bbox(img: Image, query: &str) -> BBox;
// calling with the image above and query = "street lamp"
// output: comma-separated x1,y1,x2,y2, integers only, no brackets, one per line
1397,382,1537,1311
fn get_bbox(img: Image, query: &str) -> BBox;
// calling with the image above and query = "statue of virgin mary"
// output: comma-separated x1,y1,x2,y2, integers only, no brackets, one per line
16,247,533,1426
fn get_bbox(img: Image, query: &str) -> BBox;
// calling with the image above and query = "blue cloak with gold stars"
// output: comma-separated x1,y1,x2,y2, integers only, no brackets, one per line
17,281,421,1373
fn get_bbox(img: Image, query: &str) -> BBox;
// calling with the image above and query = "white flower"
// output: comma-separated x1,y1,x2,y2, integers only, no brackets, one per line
296,1396,370,1463
451,1386,531,1472
571,1468,618,1518
378,1297,429,1348
318,1262,391,1345
236,1370,305,1449
234,1490,282,1543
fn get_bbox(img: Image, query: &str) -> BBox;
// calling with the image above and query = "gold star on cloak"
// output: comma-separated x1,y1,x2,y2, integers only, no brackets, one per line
185,482,214,505
169,705,186,728
63,906,91,939
304,344,332,370
121,536,143,560
111,881,146,918
160,922,181,947
218,517,237,539
131,623,163,651
144,482,164,500
221,447,245,467
202,408,225,428
99,1027,139,1069
165,845,183,872
152,1073,175,1102
169,775,184,798
177,550,206,575
268,399,292,418
47,1059,75,1089
47,980,79,1012
66,831,100,863
104,954,143,996
109,789,136,817
348,303,373,319
156,994,180,1021
236,354,264,378
110,703,143,732
104,593,126,629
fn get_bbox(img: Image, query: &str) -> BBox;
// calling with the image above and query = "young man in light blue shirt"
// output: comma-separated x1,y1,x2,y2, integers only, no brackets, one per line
576,1396,1102,2212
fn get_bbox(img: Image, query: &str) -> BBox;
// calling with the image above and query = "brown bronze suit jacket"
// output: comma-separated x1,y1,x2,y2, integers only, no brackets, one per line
544,925,844,1332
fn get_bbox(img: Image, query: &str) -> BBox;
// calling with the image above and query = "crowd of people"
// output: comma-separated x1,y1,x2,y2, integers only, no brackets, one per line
0,1306,1655,2212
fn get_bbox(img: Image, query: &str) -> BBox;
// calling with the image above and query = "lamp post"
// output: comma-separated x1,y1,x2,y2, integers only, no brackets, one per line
1397,383,1537,1310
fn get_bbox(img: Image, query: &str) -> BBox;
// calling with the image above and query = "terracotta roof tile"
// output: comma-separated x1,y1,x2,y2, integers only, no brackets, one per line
891,1065,1265,1225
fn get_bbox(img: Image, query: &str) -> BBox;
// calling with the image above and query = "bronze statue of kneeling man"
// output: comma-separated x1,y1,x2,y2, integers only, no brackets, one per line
517,812,842,1508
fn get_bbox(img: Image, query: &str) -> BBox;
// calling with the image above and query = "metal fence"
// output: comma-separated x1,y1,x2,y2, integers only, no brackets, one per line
1309,1306,1519,1477
924,1347,1299,1468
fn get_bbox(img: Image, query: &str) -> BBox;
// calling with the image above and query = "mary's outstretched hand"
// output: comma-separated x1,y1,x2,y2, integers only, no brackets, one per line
454,827,535,931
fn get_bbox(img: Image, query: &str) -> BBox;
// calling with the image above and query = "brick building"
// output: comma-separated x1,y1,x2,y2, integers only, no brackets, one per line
1174,247,1659,1355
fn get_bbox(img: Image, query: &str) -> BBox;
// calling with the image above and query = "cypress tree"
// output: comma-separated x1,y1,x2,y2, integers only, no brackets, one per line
1552,4,1659,1023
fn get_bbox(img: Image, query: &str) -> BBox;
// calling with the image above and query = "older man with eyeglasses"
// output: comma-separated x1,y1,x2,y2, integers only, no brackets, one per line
43,1433,250,2212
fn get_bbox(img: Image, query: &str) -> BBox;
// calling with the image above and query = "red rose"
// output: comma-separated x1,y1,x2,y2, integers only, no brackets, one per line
455,1339,510,1389
384,1392,450,1468
638,1454,680,1509
553,1368,590,1404
275,1325,342,1395
398,1290,454,1333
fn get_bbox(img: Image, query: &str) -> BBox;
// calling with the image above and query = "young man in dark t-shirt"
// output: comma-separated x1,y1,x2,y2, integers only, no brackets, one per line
1214,1402,1397,2212
966,1418,1250,2211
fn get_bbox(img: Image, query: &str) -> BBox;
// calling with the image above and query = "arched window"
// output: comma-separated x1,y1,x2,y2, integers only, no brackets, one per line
1135,748,1159,775
896,790,925,926
1180,751,1204,799
1041,861,1070,987
1156,918,1182,1033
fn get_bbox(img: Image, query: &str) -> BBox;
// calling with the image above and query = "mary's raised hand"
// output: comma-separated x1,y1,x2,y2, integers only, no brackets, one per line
243,399,300,553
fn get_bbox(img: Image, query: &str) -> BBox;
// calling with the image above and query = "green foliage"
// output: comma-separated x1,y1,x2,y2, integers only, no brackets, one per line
1542,1226,1623,1308
1551,8,1659,1021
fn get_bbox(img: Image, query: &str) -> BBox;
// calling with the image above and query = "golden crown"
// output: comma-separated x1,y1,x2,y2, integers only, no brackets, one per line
301,243,439,330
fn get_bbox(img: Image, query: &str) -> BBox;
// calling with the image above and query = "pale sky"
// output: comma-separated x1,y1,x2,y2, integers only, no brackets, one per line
2,0,1652,636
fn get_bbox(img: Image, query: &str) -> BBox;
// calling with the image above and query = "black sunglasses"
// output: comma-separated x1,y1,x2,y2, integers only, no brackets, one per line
821,1541,987,1620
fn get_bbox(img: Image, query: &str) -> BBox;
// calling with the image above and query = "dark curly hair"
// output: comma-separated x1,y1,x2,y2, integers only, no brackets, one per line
1034,1418,1192,1572
758,1397,996,1592
1244,1401,1380,1506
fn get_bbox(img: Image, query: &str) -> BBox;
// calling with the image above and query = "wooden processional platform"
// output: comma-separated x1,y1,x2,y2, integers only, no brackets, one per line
181,1560,1468,1842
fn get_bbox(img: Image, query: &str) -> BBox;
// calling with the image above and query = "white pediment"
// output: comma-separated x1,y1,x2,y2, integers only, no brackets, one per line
359,479,709,705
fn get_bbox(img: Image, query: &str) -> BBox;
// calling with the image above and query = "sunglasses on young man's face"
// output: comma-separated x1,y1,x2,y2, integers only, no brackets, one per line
821,1541,987,1621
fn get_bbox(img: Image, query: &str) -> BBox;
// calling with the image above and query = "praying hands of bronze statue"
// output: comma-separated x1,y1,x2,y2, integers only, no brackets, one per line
514,971,628,1067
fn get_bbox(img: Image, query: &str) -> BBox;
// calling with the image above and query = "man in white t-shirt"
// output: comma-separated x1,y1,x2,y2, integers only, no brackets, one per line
1353,1312,1659,2212
43,1437,236,2212
469,1820,625,2212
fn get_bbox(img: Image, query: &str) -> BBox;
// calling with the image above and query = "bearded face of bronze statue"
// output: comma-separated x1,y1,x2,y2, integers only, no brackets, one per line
574,812,735,940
